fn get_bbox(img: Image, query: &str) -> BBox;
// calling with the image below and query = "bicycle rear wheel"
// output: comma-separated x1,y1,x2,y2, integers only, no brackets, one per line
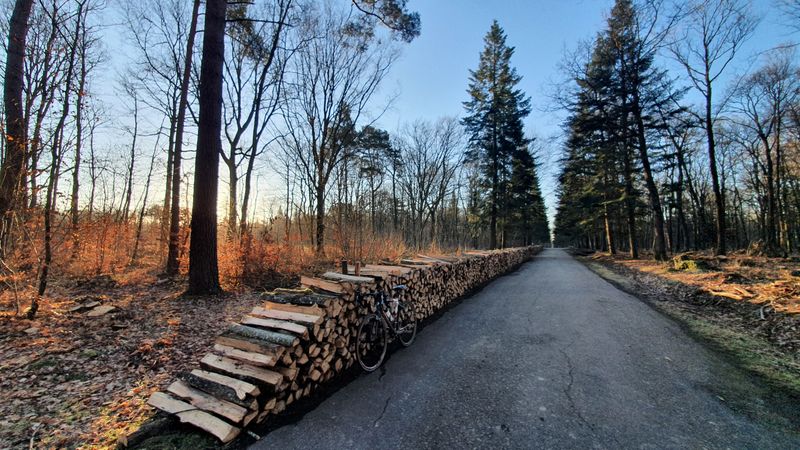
397,301,417,347
356,314,387,372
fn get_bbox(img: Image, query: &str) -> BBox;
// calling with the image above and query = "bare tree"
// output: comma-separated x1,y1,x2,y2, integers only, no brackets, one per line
122,0,197,257
222,0,292,237
281,2,397,255
671,0,759,255
119,79,139,223
395,118,462,247
732,49,799,254
36,0,88,317
165,0,200,275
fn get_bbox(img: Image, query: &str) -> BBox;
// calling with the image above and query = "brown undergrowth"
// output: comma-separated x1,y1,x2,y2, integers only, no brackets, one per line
0,277,271,448
0,220,426,448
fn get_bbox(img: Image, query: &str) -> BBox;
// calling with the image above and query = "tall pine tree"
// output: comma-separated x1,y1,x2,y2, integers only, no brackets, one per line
463,21,547,248
555,0,682,259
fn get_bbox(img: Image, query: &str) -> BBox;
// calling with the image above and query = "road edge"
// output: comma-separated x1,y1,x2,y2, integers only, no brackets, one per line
577,254,800,433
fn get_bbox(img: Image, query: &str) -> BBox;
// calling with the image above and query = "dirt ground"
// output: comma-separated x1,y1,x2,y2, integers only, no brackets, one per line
0,274,273,449
580,250,800,396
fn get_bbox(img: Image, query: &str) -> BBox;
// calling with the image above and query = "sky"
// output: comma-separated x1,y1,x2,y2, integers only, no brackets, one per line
369,0,798,223
87,0,798,225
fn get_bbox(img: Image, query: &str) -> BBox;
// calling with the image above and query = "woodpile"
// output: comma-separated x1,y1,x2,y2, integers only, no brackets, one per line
144,246,541,443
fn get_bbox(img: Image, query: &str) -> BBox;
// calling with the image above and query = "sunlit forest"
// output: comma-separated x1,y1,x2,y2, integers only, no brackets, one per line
2,0,800,448
554,0,800,261
0,0,549,316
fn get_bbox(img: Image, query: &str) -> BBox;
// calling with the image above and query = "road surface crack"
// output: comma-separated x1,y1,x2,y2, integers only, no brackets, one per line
558,343,622,448
373,395,391,427
558,341,593,431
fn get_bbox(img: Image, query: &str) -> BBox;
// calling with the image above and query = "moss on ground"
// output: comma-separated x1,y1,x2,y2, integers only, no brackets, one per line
135,431,218,450
672,311,800,396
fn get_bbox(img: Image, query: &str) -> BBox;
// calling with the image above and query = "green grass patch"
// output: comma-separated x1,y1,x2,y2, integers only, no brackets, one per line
677,313,800,396
29,356,59,370
80,348,100,359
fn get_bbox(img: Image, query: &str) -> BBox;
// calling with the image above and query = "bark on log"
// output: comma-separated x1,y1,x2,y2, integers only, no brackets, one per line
228,324,299,347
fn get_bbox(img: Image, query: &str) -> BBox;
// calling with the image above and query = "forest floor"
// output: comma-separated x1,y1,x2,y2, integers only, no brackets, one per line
579,250,800,397
0,272,293,449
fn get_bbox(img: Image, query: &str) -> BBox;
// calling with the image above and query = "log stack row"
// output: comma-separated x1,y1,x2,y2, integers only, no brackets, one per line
144,246,541,443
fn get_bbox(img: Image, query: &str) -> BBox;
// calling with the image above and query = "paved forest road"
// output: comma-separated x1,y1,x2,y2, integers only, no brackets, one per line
251,248,800,449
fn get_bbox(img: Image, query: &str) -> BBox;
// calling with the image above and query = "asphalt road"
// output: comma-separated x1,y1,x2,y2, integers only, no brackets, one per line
251,248,800,449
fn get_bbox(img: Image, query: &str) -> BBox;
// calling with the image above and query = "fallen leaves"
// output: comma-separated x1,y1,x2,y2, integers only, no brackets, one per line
588,251,800,356
0,278,267,449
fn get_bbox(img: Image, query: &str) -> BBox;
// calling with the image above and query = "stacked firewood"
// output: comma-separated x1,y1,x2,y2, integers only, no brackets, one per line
144,246,540,443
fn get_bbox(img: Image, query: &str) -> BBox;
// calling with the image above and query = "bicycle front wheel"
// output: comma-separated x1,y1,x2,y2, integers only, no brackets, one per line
356,313,387,372
397,302,417,347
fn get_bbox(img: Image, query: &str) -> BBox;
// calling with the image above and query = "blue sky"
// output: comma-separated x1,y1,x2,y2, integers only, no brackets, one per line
372,0,798,221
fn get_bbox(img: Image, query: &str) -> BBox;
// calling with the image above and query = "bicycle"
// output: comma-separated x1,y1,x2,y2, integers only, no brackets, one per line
355,285,418,372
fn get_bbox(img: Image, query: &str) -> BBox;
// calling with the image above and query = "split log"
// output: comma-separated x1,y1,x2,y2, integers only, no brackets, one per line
321,272,376,284
250,306,323,326
212,344,277,367
147,392,240,443
179,370,258,408
240,316,309,338
200,354,283,387
263,301,325,316
228,324,299,348
215,334,284,359
167,380,251,424
265,290,335,307
363,264,413,275
300,276,343,294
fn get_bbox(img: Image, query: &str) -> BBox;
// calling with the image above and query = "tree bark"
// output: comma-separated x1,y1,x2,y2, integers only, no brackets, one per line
122,95,138,223
632,98,667,260
71,26,88,255
704,79,726,255
37,0,84,316
187,0,226,295
0,0,35,256
166,0,200,275
315,182,325,255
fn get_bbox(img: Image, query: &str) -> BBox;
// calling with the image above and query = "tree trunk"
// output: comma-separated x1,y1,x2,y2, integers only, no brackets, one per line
71,33,88,255
227,156,238,235
161,116,176,255
315,182,325,256
604,197,616,255
704,82,726,255
623,150,638,259
633,100,667,261
490,155,498,250
166,0,201,275
187,0,226,295
122,95,138,223
37,0,83,316
0,0,35,256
